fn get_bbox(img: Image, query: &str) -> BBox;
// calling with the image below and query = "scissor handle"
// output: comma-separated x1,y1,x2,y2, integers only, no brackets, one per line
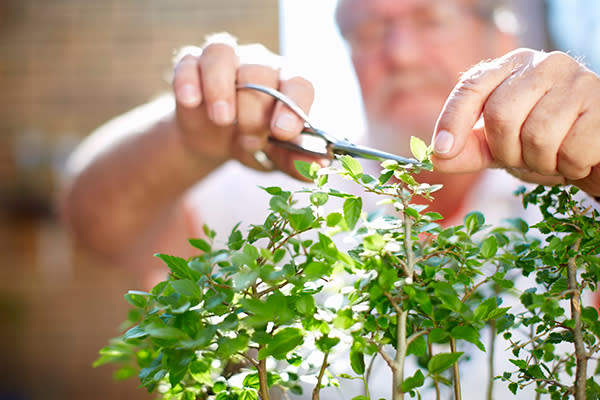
236,83,317,130
237,83,419,165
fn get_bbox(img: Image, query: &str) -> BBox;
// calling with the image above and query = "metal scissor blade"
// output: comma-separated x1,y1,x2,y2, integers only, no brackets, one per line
330,140,419,165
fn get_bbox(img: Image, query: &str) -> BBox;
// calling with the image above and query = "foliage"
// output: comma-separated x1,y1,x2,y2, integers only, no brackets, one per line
95,138,600,399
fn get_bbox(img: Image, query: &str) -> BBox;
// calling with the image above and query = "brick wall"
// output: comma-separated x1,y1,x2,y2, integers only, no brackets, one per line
0,1,278,399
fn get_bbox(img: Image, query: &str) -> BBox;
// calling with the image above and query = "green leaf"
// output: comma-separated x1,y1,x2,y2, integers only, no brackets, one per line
364,234,385,252
340,155,363,178
401,369,425,392
146,325,186,340
258,328,304,360
410,136,429,162
288,207,315,231
310,191,329,207
480,235,498,258
450,325,485,351
315,335,340,353
465,212,485,235
509,359,528,370
170,279,201,299
428,328,450,344
124,325,148,341
326,212,343,227
155,253,198,280
188,238,211,252
344,197,362,230
228,227,244,251
427,352,463,374
296,294,316,315
350,348,365,375
294,160,315,180
124,291,149,308
213,381,227,393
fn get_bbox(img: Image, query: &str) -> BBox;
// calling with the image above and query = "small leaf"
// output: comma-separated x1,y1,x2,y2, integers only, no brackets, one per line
326,212,343,227
294,160,315,180
344,197,362,230
401,369,425,392
188,238,211,252
124,292,148,308
259,328,304,360
410,136,429,162
340,155,363,178
480,235,498,258
427,352,463,374
170,279,201,299
350,348,365,375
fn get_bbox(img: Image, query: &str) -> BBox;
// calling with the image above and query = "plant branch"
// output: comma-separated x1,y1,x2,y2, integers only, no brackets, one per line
312,353,329,400
566,238,586,400
366,338,396,372
406,329,428,347
487,320,496,400
450,338,462,400
238,352,259,369
258,356,271,400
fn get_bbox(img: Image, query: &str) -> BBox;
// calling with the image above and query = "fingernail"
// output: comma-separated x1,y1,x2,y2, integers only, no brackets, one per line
275,113,298,133
239,135,263,152
434,130,454,154
176,84,200,106
211,100,232,125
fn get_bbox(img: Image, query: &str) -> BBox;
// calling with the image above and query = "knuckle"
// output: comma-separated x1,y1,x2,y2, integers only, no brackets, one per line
200,42,239,64
520,117,551,152
286,76,315,99
237,64,278,84
534,51,577,76
557,149,590,180
173,55,198,81
482,100,513,135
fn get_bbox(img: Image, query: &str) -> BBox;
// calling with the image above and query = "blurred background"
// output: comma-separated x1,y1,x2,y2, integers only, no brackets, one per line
0,0,598,399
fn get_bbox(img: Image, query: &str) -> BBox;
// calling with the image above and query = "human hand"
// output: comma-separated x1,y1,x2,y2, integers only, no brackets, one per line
172,35,321,179
432,48,600,196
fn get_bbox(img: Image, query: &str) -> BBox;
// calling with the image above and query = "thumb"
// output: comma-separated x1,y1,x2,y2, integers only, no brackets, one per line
431,52,522,173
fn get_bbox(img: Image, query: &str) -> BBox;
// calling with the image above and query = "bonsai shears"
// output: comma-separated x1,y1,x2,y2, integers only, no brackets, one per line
237,83,419,165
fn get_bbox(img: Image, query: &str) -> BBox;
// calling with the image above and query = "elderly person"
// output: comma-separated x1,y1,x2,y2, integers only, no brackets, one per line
61,0,600,397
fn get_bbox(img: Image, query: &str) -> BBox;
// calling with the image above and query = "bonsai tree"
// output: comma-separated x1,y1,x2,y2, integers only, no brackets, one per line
94,138,600,399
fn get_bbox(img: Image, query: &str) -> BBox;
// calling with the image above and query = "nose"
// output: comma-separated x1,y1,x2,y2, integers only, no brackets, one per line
383,22,423,67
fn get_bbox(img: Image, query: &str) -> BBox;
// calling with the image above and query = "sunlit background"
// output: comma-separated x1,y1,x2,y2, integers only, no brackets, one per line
0,0,598,399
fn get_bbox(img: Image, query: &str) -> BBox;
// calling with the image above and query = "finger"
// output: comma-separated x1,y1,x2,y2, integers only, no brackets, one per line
173,55,202,108
569,164,600,197
271,76,315,141
235,64,280,152
432,121,497,173
520,89,579,176
432,49,535,172
198,43,240,126
505,167,565,186
482,57,565,169
558,110,600,180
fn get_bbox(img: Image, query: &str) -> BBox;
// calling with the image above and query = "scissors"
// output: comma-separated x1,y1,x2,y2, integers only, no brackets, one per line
236,83,419,166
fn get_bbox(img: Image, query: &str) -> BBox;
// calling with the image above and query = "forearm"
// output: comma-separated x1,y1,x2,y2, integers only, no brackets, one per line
60,95,227,258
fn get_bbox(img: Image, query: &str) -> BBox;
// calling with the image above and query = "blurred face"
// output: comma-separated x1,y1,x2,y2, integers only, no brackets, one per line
340,0,508,151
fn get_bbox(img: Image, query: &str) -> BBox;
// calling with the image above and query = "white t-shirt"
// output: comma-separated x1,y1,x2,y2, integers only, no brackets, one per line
185,161,590,399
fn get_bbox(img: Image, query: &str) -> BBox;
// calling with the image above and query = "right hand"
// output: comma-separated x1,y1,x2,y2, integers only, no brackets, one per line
172,37,321,179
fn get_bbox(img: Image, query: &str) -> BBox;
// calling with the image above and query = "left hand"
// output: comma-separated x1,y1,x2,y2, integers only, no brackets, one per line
432,48,600,196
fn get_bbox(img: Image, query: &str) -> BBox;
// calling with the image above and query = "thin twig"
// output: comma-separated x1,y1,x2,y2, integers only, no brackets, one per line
450,339,462,400
566,238,586,399
487,320,496,400
312,353,329,400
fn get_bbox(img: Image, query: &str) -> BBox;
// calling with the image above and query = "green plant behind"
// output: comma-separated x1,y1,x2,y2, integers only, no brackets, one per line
95,139,600,400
